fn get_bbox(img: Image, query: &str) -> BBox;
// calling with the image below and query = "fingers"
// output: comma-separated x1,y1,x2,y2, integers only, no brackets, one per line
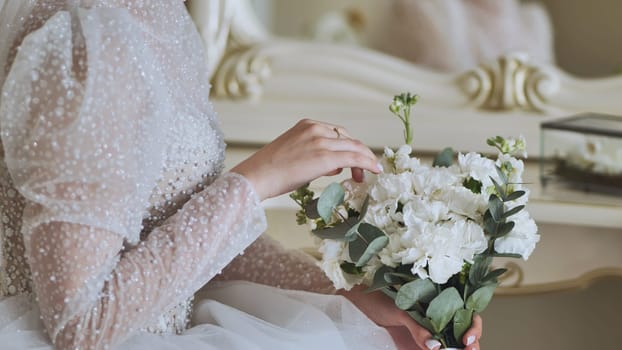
351,167,365,182
398,313,436,350
463,314,483,350
386,326,425,350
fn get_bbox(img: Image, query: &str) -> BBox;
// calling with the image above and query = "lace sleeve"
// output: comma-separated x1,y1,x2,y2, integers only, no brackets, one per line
215,234,336,295
27,172,266,348
0,6,267,348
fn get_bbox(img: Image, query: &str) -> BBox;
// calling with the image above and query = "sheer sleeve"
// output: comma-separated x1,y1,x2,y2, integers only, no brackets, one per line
215,234,336,295
0,6,266,349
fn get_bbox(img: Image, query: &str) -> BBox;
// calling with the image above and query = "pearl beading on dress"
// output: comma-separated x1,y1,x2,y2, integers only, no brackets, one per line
0,1,336,347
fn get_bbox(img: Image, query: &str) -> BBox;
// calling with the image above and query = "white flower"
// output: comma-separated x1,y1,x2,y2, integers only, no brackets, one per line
454,220,488,261
394,219,488,284
318,239,362,290
496,153,524,185
369,172,415,204
506,135,528,158
403,197,450,223
494,211,540,259
341,179,369,212
439,186,487,220
458,152,497,189
394,145,419,172
411,166,461,197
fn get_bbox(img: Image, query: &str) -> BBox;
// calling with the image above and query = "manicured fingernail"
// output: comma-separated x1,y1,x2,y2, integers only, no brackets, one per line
467,335,476,345
376,162,384,172
425,339,441,350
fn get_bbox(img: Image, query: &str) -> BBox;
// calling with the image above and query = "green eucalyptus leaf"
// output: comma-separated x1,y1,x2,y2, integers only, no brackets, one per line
490,178,507,201
506,190,526,201
340,261,364,275
426,287,464,334
344,222,361,242
407,310,436,334
433,147,455,167
356,236,389,267
348,223,383,262
395,279,438,310
469,255,492,286
384,272,405,284
492,252,523,259
383,272,416,282
312,217,359,240
466,284,497,313
502,205,525,219
483,211,497,235
303,198,321,219
380,287,397,300
358,223,385,240
496,221,515,237
317,183,345,222
366,266,395,292
349,237,365,262
453,308,473,346
482,268,508,284
488,194,504,222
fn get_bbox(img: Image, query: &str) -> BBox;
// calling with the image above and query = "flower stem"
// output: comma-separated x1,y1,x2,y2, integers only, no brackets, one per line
404,108,412,145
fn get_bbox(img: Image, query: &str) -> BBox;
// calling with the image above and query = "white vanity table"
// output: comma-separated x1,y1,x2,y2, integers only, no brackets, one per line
187,1,621,348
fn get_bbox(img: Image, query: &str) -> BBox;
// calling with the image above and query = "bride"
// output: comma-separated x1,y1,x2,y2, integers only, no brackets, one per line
0,1,482,349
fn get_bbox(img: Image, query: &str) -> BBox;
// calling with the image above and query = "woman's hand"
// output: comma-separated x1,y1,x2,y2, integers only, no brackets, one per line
231,119,382,200
338,286,483,350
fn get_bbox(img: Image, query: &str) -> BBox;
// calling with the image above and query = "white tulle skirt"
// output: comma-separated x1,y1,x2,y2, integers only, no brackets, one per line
0,281,396,350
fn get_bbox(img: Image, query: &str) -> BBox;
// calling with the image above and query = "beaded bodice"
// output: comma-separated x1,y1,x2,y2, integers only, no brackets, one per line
0,1,335,347
0,0,226,335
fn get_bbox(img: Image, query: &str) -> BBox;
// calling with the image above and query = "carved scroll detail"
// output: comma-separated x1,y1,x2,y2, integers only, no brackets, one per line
211,45,272,99
459,54,560,112
497,262,525,288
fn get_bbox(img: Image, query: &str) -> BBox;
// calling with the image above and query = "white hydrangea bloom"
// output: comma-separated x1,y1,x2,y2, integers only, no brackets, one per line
494,210,540,260
458,152,497,189
341,179,369,212
318,239,362,290
411,166,461,197
439,186,487,220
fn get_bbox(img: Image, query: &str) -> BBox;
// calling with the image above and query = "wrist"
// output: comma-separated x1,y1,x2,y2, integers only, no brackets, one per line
229,168,267,201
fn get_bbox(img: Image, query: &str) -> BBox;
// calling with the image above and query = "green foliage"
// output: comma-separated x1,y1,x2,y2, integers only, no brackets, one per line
463,178,483,194
433,147,454,167
453,308,473,346
340,261,365,275
407,310,436,334
349,223,387,264
468,255,492,287
317,183,345,223
389,92,419,145
312,217,360,240
356,236,389,267
395,279,437,310
466,284,496,313
366,266,395,292
426,288,464,334
290,184,316,224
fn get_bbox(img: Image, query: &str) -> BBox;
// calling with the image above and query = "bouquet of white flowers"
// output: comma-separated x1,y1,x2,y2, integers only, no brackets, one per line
291,93,540,349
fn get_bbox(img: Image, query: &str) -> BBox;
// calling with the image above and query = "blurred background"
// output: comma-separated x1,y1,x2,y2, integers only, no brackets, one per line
249,0,622,78
199,1,622,349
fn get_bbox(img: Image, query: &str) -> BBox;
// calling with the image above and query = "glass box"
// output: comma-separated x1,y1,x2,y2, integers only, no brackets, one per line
540,113,622,199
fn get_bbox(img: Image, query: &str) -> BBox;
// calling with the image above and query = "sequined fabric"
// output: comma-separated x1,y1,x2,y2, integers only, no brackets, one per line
0,1,336,348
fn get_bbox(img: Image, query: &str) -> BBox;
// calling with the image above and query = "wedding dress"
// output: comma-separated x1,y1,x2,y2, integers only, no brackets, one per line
0,1,396,349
